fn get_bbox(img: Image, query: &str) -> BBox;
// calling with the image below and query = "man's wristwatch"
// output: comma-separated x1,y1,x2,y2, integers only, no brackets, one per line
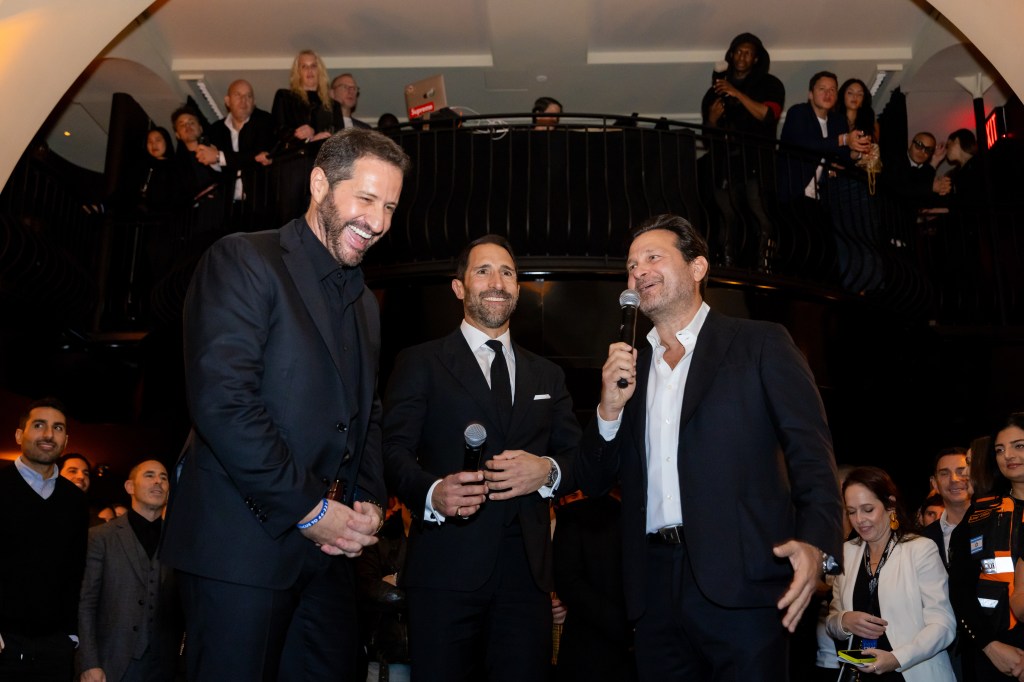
822,552,841,576
543,461,558,489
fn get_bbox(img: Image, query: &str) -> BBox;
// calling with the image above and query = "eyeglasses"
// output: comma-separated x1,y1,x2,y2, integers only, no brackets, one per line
911,139,935,154
334,84,360,95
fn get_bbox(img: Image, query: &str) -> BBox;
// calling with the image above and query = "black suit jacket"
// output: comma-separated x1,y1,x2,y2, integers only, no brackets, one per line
921,518,950,569
207,108,275,180
382,328,580,593
577,310,842,619
778,101,852,203
161,218,386,589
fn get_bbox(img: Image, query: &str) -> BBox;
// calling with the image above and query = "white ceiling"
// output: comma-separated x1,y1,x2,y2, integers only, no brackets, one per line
42,0,1011,173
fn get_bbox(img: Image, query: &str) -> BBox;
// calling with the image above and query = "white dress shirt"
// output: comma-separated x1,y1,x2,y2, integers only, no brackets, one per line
598,301,710,532
423,320,560,523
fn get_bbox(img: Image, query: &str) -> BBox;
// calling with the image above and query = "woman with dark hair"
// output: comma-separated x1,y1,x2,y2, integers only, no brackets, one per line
827,466,955,681
944,128,981,203
137,127,179,215
837,78,879,142
532,96,563,130
950,412,1024,680
824,77,884,294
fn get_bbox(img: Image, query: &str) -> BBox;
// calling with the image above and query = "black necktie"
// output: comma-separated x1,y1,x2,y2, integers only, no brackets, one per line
485,340,512,428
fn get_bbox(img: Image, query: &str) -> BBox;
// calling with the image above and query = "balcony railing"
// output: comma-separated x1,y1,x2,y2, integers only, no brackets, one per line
2,114,1020,330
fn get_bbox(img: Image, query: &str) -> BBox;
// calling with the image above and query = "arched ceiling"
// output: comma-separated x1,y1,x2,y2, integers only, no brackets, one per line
4,0,1016,176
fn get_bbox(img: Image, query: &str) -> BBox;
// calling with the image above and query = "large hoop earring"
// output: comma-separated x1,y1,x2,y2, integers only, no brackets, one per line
889,510,899,531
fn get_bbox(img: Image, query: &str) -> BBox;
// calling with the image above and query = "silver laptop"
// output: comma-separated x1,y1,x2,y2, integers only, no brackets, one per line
405,74,447,120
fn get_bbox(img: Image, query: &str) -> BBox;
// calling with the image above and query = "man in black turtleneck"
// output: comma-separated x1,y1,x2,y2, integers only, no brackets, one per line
78,460,181,682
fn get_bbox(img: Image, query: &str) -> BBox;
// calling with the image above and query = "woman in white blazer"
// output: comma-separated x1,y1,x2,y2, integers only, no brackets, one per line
826,466,955,681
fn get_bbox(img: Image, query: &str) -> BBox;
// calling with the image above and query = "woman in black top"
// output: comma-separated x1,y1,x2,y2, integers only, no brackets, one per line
272,49,336,147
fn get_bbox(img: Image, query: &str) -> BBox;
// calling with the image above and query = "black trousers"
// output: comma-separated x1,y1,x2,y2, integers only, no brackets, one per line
178,551,357,682
634,533,789,682
406,526,551,682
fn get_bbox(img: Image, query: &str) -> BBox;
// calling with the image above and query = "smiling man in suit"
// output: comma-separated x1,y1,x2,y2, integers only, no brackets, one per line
382,234,581,682
78,460,179,682
161,128,410,681
578,214,843,681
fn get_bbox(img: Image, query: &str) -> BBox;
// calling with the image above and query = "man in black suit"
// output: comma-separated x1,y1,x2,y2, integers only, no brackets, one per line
160,128,411,681
382,234,581,682
883,131,951,205
578,214,843,681
921,447,972,569
196,79,276,229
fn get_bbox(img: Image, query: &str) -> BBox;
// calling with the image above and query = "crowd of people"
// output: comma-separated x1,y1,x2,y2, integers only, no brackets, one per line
3,202,1021,680
104,37,995,325
700,32,988,291
1,33,1015,682
103,39,991,329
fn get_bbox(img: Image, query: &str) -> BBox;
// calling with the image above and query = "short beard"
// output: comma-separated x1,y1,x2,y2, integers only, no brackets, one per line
466,289,517,329
317,191,373,267
23,443,61,467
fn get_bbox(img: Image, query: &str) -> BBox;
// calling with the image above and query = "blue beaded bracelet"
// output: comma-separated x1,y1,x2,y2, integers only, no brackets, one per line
296,498,329,529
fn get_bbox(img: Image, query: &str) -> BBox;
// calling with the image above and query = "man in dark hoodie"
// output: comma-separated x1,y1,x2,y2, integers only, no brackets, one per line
700,32,785,271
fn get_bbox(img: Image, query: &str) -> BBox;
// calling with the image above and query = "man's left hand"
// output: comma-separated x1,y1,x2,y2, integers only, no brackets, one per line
773,539,821,632
484,450,550,500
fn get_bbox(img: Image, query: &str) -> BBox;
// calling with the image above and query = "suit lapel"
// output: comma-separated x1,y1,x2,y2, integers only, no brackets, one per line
679,311,736,429
280,220,345,378
441,331,505,433
113,515,148,584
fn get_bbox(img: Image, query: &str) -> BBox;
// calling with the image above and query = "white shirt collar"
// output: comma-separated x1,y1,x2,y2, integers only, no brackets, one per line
226,115,251,133
460,319,511,354
645,301,710,358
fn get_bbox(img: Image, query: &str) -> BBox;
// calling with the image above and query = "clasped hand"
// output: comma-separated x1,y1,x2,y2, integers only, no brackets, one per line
484,450,551,501
298,499,380,558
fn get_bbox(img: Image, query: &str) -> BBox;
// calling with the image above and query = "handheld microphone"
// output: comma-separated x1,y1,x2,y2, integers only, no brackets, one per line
463,422,487,471
617,289,640,389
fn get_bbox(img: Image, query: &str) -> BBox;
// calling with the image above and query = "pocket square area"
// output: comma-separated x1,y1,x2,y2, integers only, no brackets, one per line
533,394,551,400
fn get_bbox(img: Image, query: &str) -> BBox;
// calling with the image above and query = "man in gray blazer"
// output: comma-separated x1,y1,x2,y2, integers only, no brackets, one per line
78,460,180,682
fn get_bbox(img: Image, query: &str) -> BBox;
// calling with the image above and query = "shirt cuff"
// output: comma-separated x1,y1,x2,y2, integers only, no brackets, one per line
596,404,622,441
423,479,446,524
537,458,561,498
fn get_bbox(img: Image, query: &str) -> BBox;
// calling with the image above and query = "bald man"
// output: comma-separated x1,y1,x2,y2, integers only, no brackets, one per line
198,79,277,227
78,460,180,682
